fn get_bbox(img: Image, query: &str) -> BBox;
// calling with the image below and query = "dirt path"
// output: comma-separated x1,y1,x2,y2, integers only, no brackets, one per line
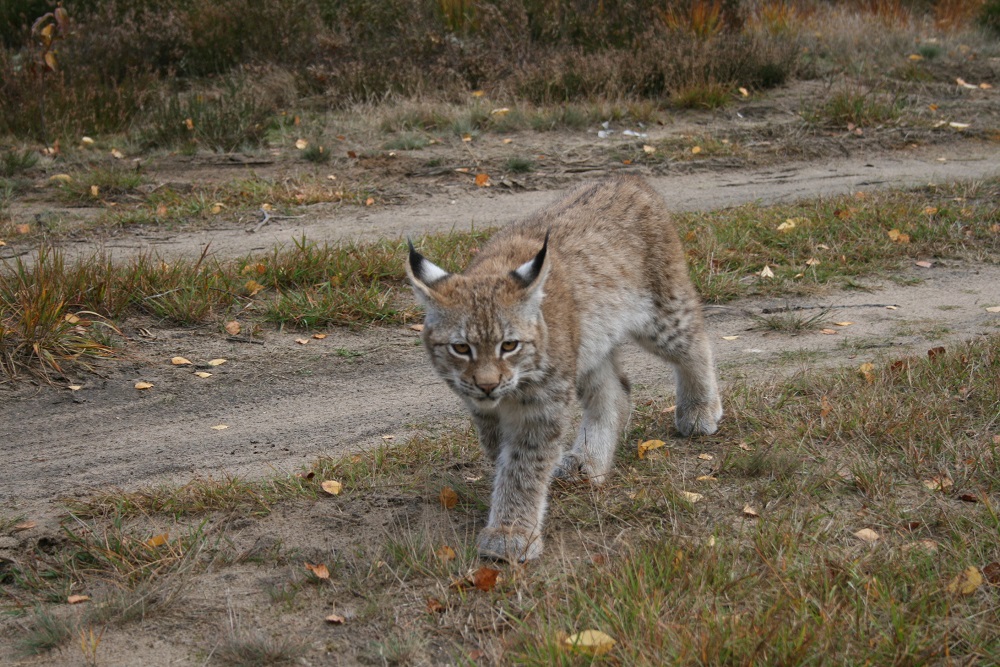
3,141,1000,521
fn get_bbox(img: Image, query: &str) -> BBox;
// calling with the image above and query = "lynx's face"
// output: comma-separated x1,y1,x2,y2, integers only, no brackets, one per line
405,238,550,408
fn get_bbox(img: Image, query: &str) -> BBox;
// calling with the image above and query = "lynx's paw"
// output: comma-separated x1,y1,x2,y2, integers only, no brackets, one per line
552,452,610,484
477,526,543,562
675,397,723,437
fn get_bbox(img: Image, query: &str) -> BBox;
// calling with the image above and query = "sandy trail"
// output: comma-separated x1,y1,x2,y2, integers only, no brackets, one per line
2,145,999,518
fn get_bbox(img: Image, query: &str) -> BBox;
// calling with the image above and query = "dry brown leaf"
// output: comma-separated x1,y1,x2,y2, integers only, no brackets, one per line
982,562,1000,585
295,139,308,150
721,335,740,341
245,280,265,296
305,562,330,579
171,356,192,366
679,490,704,503
887,228,911,244
90,184,99,198
426,598,447,614
854,528,880,543
313,333,327,339
134,381,154,390
858,362,875,384
820,329,838,335
13,521,37,531
15,224,31,235
922,476,953,492
565,630,616,656
776,219,797,232
738,442,753,451
324,613,345,624
410,323,425,332
224,321,241,336
436,545,457,562
472,566,500,591
927,346,946,359
146,533,169,547
742,504,759,518
915,260,934,268
985,306,1000,313
321,480,343,496
642,144,656,154
958,493,979,503
207,358,227,366
696,475,717,482
637,439,665,459
834,321,854,327
739,86,749,96
365,197,375,206
211,425,228,430
194,372,212,378
759,265,774,278
67,385,82,391
67,595,91,604
690,146,702,155
295,338,310,345
946,566,983,596
110,148,124,159
697,453,714,461
805,257,820,266
474,173,490,187
439,486,459,509
820,395,833,418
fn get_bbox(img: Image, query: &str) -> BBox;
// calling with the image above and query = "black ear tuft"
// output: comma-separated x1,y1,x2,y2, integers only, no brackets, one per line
408,238,426,281
511,231,549,286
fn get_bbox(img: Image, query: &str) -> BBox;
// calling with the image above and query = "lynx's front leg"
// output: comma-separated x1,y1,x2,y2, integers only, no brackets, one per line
477,409,565,562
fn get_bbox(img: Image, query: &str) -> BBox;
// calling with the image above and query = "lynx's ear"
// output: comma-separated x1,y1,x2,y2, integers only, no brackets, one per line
511,232,550,314
406,239,449,306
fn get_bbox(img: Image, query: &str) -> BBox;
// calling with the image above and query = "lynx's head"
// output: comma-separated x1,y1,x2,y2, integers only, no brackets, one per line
405,236,550,408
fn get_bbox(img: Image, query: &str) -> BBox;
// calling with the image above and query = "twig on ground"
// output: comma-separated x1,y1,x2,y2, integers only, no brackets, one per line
760,303,899,314
248,207,306,234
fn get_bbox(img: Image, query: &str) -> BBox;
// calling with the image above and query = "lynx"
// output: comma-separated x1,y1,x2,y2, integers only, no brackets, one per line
406,175,722,562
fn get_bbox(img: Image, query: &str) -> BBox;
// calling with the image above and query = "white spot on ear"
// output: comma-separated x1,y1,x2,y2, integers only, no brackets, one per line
416,256,449,283
513,258,537,284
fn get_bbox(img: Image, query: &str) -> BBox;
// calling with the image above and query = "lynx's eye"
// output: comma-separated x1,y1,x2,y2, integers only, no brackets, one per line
450,343,472,357
499,340,520,354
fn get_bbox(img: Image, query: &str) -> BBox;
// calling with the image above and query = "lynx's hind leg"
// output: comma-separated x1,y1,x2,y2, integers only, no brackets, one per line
553,349,631,484
637,300,722,437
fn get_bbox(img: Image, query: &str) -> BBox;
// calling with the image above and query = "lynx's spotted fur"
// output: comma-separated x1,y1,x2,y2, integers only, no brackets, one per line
406,175,722,561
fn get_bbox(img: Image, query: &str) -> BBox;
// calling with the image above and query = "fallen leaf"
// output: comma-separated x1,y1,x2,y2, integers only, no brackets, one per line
948,122,970,129
211,424,228,430
696,475,717,482
661,405,677,414
436,545,457,562
854,528,880,543
923,206,938,215
312,333,327,340
721,335,740,341
81,136,95,145
927,346,946,359
207,358,227,366
156,203,168,216
902,539,939,554
691,146,702,154
738,442,753,451
194,372,212,378
805,257,820,266
325,613,345,624
296,471,315,480
321,480,343,496
295,338,310,345
462,133,473,143
638,439,665,459
224,321,241,335
759,265,774,278
67,595,90,604
110,148,124,159
15,223,30,235
980,83,993,90
146,533,169,547
956,77,977,88
642,144,656,154
983,562,1000,585
295,139,308,150
679,490,704,503
134,381,154,390
471,90,485,97
68,385,82,391
776,219,797,232
305,562,330,579
472,566,500,591
915,260,934,268
565,630,616,656
48,174,72,184
474,173,490,187
502,138,514,144
185,118,194,130
908,53,923,61
859,362,875,384
958,493,979,503
887,228,910,244
834,321,854,327
426,598,447,614
90,184,99,197
820,329,838,335
742,504,759,518
211,202,225,214
922,476,953,492
820,395,833,418
985,306,1000,313
946,566,983,595
886,305,899,310
12,521,37,531
171,356,192,366
697,453,714,461
439,486,459,509
739,86,749,97
410,324,425,332
365,197,375,206
245,280,265,296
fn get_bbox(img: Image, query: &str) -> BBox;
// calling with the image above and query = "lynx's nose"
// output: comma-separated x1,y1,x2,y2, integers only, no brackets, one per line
476,379,500,395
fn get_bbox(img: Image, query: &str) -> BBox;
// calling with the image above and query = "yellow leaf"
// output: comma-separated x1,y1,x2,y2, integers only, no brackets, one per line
820,328,838,335
321,480,343,496
474,173,490,187
923,206,938,215
325,613,346,624
146,533,169,547
946,566,983,596
922,476,953,492
502,138,514,144
185,118,194,130
436,545,457,562
471,90,485,97
439,486,459,509
679,490,704,503
224,321,241,336
805,257,820,266
462,133,473,143
245,280,264,296
739,86,749,96
721,335,739,341
110,149,124,159
565,630,616,656
90,185,99,197
171,356,192,366
491,107,510,116
44,50,57,71
691,146,702,154
776,219,797,232
834,321,854,327
313,333,327,339
858,363,875,384
211,202,225,214
194,372,212,378
854,528,880,543
49,173,73,184
637,439,665,459
67,595,90,604
696,475,717,482
365,197,375,206
908,53,923,61
295,139,308,150
305,562,330,579
295,338,310,345
742,504,759,518
207,358,227,366
697,453,714,461
211,424,228,430
134,381,154,390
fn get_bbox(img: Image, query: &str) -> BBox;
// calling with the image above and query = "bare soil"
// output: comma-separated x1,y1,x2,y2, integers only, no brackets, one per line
2,79,1000,665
